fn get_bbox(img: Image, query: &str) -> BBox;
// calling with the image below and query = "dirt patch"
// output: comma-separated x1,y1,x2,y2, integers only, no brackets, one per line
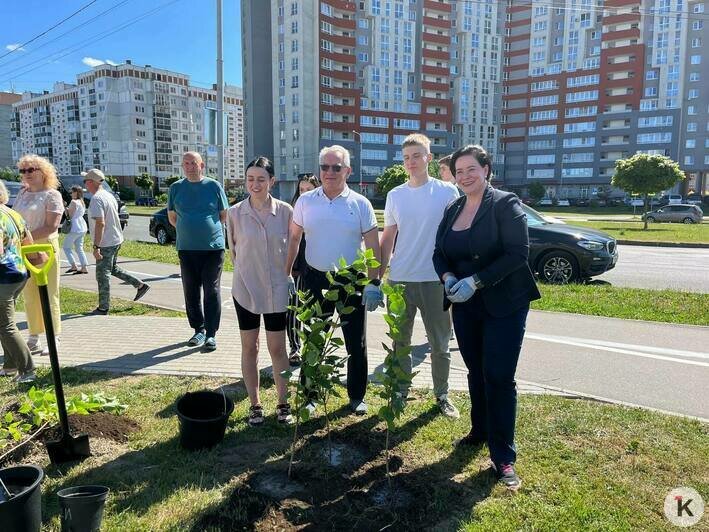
42,413,140,444
251,469,305,500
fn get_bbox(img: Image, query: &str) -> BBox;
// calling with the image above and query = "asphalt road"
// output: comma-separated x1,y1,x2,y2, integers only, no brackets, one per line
59,255,709,420
124,215,709,294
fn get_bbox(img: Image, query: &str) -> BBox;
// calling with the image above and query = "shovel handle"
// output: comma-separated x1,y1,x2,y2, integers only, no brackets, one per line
21,243,55,286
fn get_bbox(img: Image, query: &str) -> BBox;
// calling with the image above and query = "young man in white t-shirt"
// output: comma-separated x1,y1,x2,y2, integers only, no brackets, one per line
379,134,460,418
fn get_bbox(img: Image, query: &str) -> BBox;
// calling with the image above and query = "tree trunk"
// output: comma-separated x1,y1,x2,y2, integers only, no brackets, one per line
643,193,649,230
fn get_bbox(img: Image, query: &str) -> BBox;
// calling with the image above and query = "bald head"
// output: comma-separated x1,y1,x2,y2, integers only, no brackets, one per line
182,151,204,181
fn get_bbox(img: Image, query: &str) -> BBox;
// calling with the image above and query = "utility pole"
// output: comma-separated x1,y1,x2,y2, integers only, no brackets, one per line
216,0,225,186
352,130,362,193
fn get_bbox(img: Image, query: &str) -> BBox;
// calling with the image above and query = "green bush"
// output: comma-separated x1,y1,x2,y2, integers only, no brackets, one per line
119,186,136,201
156,193,168,205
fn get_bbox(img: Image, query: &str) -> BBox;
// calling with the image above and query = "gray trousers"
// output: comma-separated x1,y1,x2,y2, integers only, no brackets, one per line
0,279,35,374
96,244,142,310
388,280,452,397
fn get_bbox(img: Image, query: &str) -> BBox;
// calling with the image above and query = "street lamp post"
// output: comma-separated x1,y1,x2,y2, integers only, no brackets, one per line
352,130,362,194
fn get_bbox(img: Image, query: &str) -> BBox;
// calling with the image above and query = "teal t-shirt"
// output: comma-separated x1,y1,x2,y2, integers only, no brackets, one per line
167,177,228,251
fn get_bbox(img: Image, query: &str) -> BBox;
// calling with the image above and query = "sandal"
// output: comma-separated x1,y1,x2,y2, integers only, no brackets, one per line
248,404,265,426
66,267,77,274
276,403,294,424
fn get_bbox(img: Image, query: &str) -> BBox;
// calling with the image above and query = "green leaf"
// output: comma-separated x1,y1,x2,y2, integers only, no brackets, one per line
340,305,355,315
338,256,348,269
4,412,13,423
324,289,340,301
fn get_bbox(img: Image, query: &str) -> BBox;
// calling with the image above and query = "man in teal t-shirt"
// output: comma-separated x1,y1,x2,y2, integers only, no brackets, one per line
168,152,228,352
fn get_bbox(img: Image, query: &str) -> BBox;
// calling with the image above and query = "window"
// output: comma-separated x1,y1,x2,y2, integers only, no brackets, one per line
645,87,658,97
361,149,387,160
530,95,559,106
291,21,298,33
561,167,593,178
695,3,705,12
528,139,556,150
684,155,695,165
690,72,700,82
693,21,704,30
637,132,672,143
689,89,700,100
691,55,702,65
687,122,698,132
562,152,594,163
686,139,696,148
528,125,557,136
646,70,658,80
564,122,596,133
566,90,598,103
563,137,595,147
527,154,555,164
638,116,673,127
692,38,702,48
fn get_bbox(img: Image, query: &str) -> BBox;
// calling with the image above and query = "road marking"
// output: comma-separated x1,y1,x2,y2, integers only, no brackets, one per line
525,333,709,368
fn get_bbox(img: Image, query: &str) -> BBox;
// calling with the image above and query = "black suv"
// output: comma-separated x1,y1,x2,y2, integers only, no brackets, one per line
522,204,618,284
58,175,129,230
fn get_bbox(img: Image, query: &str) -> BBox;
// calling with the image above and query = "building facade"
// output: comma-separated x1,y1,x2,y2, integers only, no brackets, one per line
501,0,709,199
0,92,22,169
11,61,245,189
241,0,505,199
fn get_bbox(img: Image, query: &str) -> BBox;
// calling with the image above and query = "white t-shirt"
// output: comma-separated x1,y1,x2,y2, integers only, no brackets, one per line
384,177,459,282
69,199,87,233
293,186,377,272
88,189,123,247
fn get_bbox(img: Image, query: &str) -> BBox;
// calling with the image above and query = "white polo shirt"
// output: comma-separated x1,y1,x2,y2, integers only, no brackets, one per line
293,186,377,272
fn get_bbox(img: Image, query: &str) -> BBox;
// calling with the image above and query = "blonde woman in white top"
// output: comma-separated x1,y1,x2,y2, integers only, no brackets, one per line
62,185,89,275
227,156,293,427
13,155,64,355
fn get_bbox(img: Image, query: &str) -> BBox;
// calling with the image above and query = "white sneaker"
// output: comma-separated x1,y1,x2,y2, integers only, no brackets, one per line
13,372,36,384
437,395,460,419
41,336,60,356
27,335,42,355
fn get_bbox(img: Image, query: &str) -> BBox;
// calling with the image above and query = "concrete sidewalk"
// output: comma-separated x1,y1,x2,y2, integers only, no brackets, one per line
9,311,562,399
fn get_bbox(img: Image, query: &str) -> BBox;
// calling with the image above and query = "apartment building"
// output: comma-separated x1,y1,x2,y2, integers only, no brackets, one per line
501,0,709,199
11,61,245,188
0,92,22,168
241,0,504,199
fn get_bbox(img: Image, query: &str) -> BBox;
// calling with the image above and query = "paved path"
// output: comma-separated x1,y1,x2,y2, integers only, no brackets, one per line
28,255,709,421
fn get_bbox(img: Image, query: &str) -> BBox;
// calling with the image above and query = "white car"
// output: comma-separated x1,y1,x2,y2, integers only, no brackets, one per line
667,194,683,205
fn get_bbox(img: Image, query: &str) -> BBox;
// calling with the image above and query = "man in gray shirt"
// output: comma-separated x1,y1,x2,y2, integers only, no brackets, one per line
84,169,149,315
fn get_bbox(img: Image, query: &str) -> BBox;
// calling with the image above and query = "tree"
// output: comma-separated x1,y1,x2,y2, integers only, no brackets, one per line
163,175,181,189
104,174,119,191
612,154,685,229
134,173,154,196
0,167,20,182
428,160,441,179
528,181,546,204
375,164,408,197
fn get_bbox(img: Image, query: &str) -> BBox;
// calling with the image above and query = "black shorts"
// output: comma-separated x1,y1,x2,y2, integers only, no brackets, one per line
233,298,287,331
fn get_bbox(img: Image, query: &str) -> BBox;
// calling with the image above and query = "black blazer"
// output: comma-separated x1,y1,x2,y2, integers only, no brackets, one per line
433,185,541,317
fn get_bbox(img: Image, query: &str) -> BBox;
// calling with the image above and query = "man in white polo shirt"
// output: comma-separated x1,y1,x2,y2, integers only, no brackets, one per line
285,145,383,415
379,134,460,418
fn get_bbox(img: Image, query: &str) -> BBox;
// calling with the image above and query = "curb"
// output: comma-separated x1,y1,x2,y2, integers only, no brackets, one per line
127,212,157,218
617,240,709,249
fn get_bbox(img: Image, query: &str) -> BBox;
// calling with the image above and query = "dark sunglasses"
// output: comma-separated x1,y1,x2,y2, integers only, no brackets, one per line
319,164,343,173
19,167,38,174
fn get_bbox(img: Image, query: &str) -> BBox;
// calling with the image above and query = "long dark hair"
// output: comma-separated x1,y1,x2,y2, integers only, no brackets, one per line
291,173,320,205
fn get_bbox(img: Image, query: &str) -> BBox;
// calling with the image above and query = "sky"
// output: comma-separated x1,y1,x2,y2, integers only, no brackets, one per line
0,0,243,94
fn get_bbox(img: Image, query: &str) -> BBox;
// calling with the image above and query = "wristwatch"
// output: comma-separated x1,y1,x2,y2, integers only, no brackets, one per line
93,244,100,250
472,274,484,289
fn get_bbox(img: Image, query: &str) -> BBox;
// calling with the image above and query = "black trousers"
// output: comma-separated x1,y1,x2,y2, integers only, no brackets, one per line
300,263,368,402
451,294,529,466
178,250,224,337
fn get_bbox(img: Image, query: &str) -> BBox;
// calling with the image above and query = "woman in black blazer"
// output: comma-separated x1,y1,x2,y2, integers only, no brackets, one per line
433,144,540,491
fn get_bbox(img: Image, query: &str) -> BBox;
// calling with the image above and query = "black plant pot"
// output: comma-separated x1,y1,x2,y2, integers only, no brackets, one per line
176,390,234,451
0,464,44,532
57,485,109,532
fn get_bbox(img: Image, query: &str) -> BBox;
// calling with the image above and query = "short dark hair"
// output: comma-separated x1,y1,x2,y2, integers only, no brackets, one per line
245,156,275,178
450,144,493,181
71,185,84,198
437,154,452,168
291,173,320,205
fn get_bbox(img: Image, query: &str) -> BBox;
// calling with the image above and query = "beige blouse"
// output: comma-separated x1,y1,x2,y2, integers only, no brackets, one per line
227,196,292,315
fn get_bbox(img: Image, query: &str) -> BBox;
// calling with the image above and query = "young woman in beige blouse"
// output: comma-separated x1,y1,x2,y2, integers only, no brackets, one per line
13,155,64,356
227,157,293,426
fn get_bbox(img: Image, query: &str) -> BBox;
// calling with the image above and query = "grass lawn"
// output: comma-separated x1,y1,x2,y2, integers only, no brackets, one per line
118,240,234,272
571,220,709,244
534,284,709,326
15,286,184,318
125,204,162,216
1,369,705,530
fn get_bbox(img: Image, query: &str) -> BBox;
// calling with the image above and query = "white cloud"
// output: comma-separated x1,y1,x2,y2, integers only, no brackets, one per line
82,57,118,67
5,44,26,52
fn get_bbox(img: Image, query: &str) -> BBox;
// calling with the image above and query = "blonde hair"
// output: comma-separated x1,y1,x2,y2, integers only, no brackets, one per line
402,133,431,153
319,145,351,168
17,154,59,190
0,180,8,205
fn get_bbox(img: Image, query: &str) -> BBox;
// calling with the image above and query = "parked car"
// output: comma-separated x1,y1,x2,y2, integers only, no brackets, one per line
685,193,705,206
58,175,129,230
1,180,22,208
522,204,618,284
135,196,158,207
628,198,644,207
537,198,553,206
642,204,704,224
556,199,570,207
661,194,683,205
149,208,176,245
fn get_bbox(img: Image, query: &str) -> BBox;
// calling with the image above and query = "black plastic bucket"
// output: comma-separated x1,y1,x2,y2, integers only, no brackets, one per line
57,485,109,532
176,390,234,450
0,464,44,532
